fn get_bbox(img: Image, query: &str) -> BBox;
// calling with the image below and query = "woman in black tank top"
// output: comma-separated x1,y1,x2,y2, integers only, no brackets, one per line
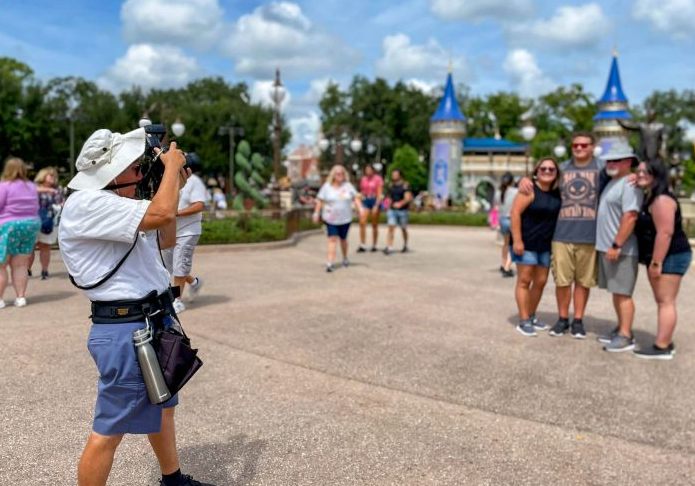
633,160,692,359
509,158,562,337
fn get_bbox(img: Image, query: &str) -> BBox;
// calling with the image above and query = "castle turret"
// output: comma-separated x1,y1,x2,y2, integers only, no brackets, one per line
593,49,632,154
429,70,466,204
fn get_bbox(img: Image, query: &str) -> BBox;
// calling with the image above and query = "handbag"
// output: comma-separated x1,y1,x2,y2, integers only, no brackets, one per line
39,207,54,234
153,320,203,397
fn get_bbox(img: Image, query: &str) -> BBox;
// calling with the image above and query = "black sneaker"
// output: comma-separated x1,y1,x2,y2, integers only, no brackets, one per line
27,269,32,277
326,263,334,273
634,343,675,360
501,269,515,278
357,246,367,253
370,247,378,252
570,320,586,339
41,270,49,280
549,319,570,337
401,246,409,253
160,474,216,486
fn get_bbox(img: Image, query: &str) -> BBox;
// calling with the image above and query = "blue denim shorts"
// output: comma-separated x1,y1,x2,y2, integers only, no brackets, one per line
325,222,351,240
387,209,409,227
362,197,378,210
510,247,551,267
661,251,692,276
499,217,511,236
87,320,178,436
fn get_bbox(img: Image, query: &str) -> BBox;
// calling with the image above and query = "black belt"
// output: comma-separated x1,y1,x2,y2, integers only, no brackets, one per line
91,288,178,324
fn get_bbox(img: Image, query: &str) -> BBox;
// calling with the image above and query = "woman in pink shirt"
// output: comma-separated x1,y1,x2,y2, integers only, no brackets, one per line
0,158,40,308
357,164,384,252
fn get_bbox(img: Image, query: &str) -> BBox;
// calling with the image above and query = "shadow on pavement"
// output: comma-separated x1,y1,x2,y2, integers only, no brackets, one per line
189,294,232,309
26,290,78,304
152,434,266,485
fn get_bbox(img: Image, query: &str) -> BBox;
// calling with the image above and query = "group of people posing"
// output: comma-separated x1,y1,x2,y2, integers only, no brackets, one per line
501,132,691,360
312,164,413,272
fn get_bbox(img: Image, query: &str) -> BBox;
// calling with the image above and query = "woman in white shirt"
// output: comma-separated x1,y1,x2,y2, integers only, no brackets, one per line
312,165,364,272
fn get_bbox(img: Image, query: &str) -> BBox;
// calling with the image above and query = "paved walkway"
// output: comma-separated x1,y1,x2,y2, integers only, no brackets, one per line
2,226,695,485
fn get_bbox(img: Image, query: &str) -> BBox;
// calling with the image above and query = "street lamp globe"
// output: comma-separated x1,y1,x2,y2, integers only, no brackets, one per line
138,116,152,128
318,138,330,152
351,163,359,172
553,144,567,159
520,124,537,142
350,139,362,153
593,145,603,158
171,119,185,137
373,162,383,172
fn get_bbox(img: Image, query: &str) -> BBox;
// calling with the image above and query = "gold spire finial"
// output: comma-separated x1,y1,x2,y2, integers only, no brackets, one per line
612,44,618,57
448,59,452,74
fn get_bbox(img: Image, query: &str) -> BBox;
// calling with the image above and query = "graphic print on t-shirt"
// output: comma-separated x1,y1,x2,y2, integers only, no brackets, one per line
559,169,598,220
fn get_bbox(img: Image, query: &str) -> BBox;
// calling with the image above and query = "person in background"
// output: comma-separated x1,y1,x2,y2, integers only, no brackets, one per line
632,160,692,359
162,153,206,314
383,169,413,255
510,158,561,336
313,165,364,272
595,149,643,353
0,157,40,308
498,172,517,278
357,164,383,252
29,167,63,279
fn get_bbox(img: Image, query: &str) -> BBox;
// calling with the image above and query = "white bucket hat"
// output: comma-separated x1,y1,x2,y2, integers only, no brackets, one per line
601,139,639,167
68,127,146,190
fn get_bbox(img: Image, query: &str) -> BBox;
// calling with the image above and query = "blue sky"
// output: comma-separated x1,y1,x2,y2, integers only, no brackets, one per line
1,0,694,148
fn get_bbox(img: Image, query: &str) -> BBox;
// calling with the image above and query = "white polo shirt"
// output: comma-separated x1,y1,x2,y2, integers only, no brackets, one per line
58,190,170,302
176,173,207,237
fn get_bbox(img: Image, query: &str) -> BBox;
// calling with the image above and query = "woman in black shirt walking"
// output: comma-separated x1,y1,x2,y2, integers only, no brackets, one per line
510,157,562,337
633,160,692,359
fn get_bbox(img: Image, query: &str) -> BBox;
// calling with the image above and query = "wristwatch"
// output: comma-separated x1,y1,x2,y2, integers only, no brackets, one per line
611,242,622,250
650,261,661,268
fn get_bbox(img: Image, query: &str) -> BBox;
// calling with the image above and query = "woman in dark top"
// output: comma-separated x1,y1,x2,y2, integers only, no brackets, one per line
510,157,561,337
633,160,692,359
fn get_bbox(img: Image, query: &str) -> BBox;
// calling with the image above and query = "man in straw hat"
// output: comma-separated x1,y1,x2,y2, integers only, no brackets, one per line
59,128,214,486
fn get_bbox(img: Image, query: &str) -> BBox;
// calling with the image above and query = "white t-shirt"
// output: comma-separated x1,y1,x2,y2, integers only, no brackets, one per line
58,190,170,302
317,182,358,225
176,173,207,237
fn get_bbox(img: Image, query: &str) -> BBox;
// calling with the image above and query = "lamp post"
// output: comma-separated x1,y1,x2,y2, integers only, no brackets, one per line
318,130,362,169
520,121,537,175
269,68,286,182
218,117,244,195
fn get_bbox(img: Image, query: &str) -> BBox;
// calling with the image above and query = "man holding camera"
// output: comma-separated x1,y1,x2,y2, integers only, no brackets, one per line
59,127,213,486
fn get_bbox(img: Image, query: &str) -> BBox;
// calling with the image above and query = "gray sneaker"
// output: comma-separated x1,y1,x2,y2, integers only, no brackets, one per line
531,316,549,331
516,319,537,337
597,326,619,344
604,334,635,353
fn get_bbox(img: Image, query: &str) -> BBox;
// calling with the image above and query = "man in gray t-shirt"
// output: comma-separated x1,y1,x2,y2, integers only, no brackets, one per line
595,149,643,353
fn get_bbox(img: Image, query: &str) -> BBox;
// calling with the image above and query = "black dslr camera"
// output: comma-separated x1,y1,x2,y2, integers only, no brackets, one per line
139,124,189,199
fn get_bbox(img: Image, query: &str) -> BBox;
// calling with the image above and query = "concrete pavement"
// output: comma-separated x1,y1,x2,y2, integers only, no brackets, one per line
1,226,694,485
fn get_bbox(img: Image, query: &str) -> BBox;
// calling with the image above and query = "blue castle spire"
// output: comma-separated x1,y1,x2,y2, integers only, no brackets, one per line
593,49,632,122
431,72,466,122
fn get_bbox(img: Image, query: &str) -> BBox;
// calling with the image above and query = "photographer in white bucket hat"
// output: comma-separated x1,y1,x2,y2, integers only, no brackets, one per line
59,127,215,486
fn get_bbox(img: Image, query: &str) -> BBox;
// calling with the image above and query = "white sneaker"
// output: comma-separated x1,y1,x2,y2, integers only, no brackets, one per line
188,277,204,302
14,297,27,307
0,300,5,309
173,298,186,314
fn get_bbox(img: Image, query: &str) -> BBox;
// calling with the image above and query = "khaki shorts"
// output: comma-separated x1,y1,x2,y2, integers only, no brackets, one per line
551,241,598,288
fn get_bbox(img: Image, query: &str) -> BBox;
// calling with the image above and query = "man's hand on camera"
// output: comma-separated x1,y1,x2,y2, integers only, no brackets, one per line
156,141,187,170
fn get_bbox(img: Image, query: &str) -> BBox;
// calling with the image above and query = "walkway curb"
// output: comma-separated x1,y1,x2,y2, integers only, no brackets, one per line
196,229,323,253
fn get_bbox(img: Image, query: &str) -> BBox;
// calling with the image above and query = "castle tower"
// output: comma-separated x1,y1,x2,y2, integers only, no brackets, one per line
593,49,632,155
429,70,466,204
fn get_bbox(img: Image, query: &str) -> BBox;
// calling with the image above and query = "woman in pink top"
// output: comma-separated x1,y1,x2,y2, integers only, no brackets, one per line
357,164,384,252
0,158,40,308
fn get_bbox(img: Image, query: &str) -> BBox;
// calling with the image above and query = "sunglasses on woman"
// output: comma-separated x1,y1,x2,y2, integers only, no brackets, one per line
538,166,556,173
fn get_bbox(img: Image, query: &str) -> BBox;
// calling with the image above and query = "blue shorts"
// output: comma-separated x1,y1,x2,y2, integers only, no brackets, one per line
325,222,351,240
499,217,511,236
661,251,692,276
510,247,551,267
387,209,409,228
362,197,378,210
87,320,178,436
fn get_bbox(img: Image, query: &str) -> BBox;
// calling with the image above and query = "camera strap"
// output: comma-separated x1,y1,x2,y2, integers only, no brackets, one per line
68,237,138,290
104,181,139,191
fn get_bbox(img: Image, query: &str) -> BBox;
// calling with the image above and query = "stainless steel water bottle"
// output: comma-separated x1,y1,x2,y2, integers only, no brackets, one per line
133,326,171,404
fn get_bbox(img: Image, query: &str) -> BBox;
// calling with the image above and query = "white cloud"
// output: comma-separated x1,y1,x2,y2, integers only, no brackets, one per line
503,49,555,97
288,111,321,148
121,0,224,50
507,3,610,50
429,0,534,22
221,2,360,78
633,0,695,40
98,44,201,93
405,79,439,94
375,34,473,83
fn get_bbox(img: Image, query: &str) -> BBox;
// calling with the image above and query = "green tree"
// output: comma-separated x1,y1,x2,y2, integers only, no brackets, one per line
387,144,427,193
